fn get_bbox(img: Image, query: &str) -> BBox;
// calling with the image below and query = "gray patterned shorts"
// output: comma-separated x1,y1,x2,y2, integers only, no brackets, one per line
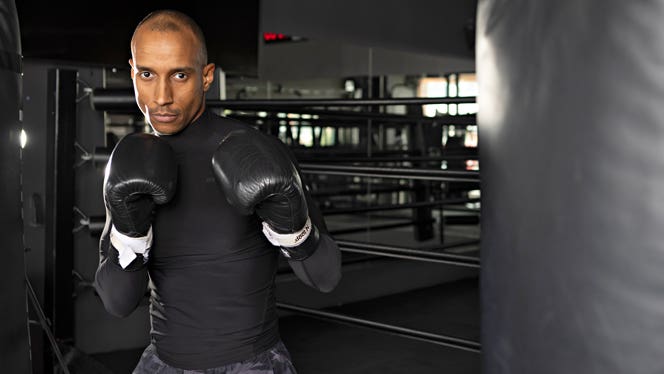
132,341,297,374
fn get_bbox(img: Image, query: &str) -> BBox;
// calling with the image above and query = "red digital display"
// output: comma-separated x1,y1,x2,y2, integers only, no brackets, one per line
262,33,305,44
263,32,289,42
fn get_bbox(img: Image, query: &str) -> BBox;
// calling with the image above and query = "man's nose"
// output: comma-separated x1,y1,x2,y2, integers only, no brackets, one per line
154,79,173,106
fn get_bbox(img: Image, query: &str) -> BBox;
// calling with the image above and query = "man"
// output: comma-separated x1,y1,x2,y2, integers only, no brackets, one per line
94,9,342,373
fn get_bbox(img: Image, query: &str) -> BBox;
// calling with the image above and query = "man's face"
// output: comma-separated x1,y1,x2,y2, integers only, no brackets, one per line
129,27,215,135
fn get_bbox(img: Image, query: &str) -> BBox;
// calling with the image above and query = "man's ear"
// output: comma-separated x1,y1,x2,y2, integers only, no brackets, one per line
128,59,134,80
202,63,216,92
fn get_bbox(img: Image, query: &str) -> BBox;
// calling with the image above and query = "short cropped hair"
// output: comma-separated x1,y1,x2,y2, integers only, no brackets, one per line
131,9,208,65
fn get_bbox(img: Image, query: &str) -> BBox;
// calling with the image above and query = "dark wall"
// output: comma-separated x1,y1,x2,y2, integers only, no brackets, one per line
17,1,475,80
259,39,475,81
261,0,477,59
257,0,477,80
16,1,259,76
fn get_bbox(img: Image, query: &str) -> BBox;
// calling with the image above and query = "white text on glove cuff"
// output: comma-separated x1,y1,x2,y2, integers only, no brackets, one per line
262,217,312,248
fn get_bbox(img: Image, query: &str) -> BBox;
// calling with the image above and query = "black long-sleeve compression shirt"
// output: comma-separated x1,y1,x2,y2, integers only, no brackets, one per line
94,110,341,370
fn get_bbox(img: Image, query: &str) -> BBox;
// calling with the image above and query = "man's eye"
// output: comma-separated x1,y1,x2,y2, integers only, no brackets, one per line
174,73,187,80
140,72,152,78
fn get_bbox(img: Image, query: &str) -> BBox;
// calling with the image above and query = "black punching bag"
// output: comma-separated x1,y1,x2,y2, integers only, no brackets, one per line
478,1,664,373
0,0,30,372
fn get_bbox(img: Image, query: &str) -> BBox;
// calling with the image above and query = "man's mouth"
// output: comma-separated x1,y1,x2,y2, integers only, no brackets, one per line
151,112,178,123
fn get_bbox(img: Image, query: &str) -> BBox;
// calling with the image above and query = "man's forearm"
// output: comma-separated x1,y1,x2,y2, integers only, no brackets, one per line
287,233,341,292
286,183,342,292
94,217,149,318
94,253,149,318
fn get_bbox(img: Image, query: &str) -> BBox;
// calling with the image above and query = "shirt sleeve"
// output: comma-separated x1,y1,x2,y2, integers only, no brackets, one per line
285,166,342,293
93,208,150,318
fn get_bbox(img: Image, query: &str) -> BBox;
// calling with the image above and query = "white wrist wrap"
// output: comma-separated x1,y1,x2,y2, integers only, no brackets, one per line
262,217,312,248
110,225,153,269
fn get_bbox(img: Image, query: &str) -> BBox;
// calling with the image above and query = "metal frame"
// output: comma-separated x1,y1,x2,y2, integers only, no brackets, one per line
90,88,476,112
277,302,481,353
90,83,482,357
300,163,480,182
321,198,479,215
45,68,77,349
336,239,480,268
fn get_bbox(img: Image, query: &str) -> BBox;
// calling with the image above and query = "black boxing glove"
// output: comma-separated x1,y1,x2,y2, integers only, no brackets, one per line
211,129,318,260
104,132,177,267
